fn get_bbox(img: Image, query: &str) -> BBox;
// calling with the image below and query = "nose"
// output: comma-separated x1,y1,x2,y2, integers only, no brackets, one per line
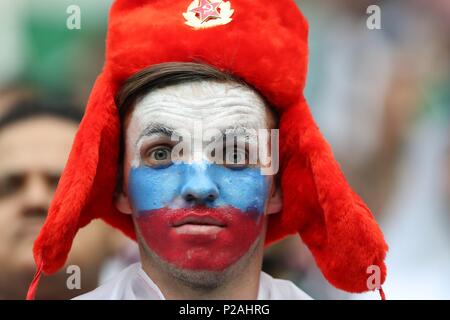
181,165,219,205
21,174,51,218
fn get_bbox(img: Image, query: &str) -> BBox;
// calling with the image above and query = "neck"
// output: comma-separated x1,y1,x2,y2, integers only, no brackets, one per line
140,236,265,300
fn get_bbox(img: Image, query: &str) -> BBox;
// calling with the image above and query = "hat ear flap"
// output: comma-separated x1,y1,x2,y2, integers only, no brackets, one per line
267,99,388,293
32,72,133,275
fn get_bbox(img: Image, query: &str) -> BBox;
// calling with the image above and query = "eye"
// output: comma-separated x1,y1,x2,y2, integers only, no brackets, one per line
0,174,25,198
223,146,248,169
46,174,61,191
143,146,173,168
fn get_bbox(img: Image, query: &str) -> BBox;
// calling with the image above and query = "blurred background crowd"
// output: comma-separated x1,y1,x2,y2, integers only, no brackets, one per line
0,0,449,299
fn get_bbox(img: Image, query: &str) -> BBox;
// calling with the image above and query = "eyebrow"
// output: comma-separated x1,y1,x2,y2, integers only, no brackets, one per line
222,127,255,135
136,123,174,145
135,123,259,146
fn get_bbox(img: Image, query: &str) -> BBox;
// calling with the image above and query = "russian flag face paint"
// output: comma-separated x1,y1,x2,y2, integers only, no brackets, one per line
129,162,269,271
123,81,276,272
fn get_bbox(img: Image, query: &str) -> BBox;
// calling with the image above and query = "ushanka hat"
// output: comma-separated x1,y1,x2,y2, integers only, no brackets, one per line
27,0,388,299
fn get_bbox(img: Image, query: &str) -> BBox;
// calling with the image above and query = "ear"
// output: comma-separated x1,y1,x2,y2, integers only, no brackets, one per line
115,192,133,215
266,176,282,215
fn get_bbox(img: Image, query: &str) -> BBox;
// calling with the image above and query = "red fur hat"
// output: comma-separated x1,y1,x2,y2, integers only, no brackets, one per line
27,0,388,299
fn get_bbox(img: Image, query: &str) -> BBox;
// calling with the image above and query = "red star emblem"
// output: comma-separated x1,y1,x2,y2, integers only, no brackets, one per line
190,0,222,22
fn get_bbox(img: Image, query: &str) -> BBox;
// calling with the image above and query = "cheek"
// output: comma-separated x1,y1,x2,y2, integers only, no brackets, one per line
129,164,269,271
128,166,183,212
212,167,270,214
128,164,271,213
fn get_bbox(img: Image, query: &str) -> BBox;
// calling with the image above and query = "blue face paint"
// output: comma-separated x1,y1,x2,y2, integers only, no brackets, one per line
128,161,269,215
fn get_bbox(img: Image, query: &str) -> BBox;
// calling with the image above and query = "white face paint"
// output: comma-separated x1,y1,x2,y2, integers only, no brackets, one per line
126,81,270,168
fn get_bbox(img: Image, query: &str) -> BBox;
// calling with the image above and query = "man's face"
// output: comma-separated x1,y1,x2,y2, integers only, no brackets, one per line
0,116,126,298
119,81,280,286
0,117,76,273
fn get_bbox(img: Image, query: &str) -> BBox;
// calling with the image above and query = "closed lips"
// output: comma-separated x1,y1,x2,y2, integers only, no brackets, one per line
172,215,226,227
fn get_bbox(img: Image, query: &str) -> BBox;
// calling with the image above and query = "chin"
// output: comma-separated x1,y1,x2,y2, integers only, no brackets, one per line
139,233,263,290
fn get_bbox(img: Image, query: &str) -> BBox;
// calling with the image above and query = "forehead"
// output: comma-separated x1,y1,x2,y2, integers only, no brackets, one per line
127,81,271,133
0,117,76,173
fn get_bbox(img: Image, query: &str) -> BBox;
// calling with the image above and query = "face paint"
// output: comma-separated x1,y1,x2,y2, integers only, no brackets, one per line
129,161,269,271
126,81,269,167
125,81,273,272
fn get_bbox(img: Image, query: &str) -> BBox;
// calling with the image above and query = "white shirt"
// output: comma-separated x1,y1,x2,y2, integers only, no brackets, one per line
74,263,312,300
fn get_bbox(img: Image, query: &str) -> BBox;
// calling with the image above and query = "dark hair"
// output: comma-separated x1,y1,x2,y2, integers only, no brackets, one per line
115,62,253,119
0,98,83,132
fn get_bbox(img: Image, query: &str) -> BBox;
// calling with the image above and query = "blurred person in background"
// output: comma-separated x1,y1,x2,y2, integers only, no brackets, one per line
266,0,450,299
379,105,450,299
265,0,406,299
0,98,129,299
376,0,450,298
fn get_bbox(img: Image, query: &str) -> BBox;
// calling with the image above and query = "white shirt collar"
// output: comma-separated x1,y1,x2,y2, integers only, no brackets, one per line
74,262,312,300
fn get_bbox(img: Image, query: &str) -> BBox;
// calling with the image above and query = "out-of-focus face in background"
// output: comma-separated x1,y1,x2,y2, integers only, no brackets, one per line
0,116,74,273
0,103,129,299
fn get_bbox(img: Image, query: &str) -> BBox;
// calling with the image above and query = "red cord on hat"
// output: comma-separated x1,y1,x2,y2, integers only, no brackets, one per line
26,261,43,300
378,286,386,300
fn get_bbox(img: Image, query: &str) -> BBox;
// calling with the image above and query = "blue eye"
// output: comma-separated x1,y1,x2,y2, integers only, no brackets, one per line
144,146,173,168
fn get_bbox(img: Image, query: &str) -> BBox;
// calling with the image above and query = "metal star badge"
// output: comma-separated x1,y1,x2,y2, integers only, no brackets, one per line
183,0,234,29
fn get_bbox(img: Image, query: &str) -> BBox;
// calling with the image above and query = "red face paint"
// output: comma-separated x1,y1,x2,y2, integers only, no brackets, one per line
135,207,264,271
